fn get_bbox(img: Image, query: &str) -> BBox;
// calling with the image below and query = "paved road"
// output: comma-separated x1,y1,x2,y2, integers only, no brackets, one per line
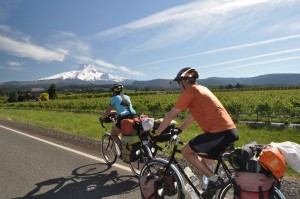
0,125,140,199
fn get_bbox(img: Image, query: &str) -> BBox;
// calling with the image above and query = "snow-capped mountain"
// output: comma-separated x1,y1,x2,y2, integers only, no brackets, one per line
38,63,128,82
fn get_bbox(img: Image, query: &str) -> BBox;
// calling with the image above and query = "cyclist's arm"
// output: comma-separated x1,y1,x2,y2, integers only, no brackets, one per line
179,114,194,131
102,106,113,119
156,107,181,136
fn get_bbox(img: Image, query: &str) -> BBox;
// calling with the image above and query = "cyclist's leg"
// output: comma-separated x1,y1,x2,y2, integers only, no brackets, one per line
181,144,214,177
111,116,122,148
111,125,121,148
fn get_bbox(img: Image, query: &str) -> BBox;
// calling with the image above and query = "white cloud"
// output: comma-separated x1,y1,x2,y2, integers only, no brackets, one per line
140,34,300,66
8,61,21,66
198,48,300,69
93,0,299,53
214,55,300,72
0,35,65,62
49,31,91,56
7,61,23,71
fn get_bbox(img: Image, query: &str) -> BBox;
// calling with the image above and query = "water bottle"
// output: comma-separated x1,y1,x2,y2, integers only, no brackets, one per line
184,167,200,199
202,162,214,191
202,175,208,191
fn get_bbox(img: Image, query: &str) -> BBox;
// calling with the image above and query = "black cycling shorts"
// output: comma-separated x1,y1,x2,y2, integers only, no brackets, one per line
189,128,239,157
115,114,137,129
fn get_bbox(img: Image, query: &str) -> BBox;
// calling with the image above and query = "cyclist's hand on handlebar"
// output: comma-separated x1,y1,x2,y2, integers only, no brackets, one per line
172,127,182,135
149,129,157,139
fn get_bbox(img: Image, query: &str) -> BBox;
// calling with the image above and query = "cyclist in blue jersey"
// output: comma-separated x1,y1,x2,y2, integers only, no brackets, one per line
100,83,137,148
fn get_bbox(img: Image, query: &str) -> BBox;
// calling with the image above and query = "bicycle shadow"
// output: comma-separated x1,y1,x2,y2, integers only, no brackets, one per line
14,163,139,199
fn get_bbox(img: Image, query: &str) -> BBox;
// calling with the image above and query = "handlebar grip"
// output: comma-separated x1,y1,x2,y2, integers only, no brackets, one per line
171,128,182,135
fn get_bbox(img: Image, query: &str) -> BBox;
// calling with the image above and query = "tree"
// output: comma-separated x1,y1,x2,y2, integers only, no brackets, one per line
40,93,49,101
8,91,18,103
48,84,57,100
235,83,243,89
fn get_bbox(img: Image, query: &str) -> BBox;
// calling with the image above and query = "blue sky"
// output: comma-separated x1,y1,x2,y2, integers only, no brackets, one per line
1,0,300,83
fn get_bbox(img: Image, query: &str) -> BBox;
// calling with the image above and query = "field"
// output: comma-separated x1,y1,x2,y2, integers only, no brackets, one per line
1,89,300,124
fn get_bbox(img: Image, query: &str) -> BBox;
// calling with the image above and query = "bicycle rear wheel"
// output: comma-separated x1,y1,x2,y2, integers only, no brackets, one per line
130,155,149,177
101,134,117,165
140,159,185,199
217,183,286,199
130,143,155,176
217,182,234,199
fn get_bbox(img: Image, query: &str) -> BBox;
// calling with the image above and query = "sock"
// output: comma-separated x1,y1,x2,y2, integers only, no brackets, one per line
208,174,219,182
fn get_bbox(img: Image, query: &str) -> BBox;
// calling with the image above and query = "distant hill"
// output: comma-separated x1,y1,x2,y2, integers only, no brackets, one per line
131,74,300,89
1,73,300,92
200,74,300,87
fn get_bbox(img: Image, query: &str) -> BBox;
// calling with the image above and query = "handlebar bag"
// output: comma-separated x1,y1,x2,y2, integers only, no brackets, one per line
121,135,141,163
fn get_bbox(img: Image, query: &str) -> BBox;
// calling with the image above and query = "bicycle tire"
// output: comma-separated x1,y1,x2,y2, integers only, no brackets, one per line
130,144,152,176
130,155,149,177
217,182,286,199
140,158,185,199
101,134,117,165
273,187,286,199
216,181,234,199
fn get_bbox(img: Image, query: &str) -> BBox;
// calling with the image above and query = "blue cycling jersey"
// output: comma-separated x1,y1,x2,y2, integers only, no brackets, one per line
110,95,136,117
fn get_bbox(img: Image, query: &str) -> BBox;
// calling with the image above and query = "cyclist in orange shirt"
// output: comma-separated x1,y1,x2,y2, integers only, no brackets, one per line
154,67,239,192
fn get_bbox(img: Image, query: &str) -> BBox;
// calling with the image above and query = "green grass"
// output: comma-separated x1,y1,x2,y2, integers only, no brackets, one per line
0,108,299,178
0,108,104,140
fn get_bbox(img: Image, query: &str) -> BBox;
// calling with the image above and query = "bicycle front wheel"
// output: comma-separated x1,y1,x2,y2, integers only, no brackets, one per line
101,134,117,165
217,183,286,199
140,159,185,199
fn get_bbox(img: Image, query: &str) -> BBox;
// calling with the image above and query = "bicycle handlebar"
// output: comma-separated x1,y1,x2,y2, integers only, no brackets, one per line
100,120,105,128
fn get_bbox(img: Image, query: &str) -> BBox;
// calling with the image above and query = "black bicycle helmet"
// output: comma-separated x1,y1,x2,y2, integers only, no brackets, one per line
111,83,124,92
173,67,199,82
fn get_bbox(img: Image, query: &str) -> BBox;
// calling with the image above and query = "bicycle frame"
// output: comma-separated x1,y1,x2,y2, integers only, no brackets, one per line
160,134,235,198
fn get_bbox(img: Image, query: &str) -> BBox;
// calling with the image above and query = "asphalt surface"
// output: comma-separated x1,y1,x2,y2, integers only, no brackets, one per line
0,125,140,199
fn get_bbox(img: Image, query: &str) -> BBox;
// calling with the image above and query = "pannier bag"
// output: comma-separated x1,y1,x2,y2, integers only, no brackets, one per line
234,172,275,199
121,117,141,136
258,147,286,179
140,169,177,199
140,175,164,199
121,135,141,163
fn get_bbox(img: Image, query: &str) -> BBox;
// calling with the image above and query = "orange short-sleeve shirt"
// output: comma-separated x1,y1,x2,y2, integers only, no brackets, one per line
174,85,236,133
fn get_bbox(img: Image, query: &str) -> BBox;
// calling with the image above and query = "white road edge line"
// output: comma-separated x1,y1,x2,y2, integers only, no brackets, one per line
0,124,131,172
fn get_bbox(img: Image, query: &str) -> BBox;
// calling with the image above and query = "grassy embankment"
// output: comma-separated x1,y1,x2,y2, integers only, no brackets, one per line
0,108,299,179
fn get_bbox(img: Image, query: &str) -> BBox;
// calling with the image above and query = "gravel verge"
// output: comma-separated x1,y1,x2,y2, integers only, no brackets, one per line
0,119,299,198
